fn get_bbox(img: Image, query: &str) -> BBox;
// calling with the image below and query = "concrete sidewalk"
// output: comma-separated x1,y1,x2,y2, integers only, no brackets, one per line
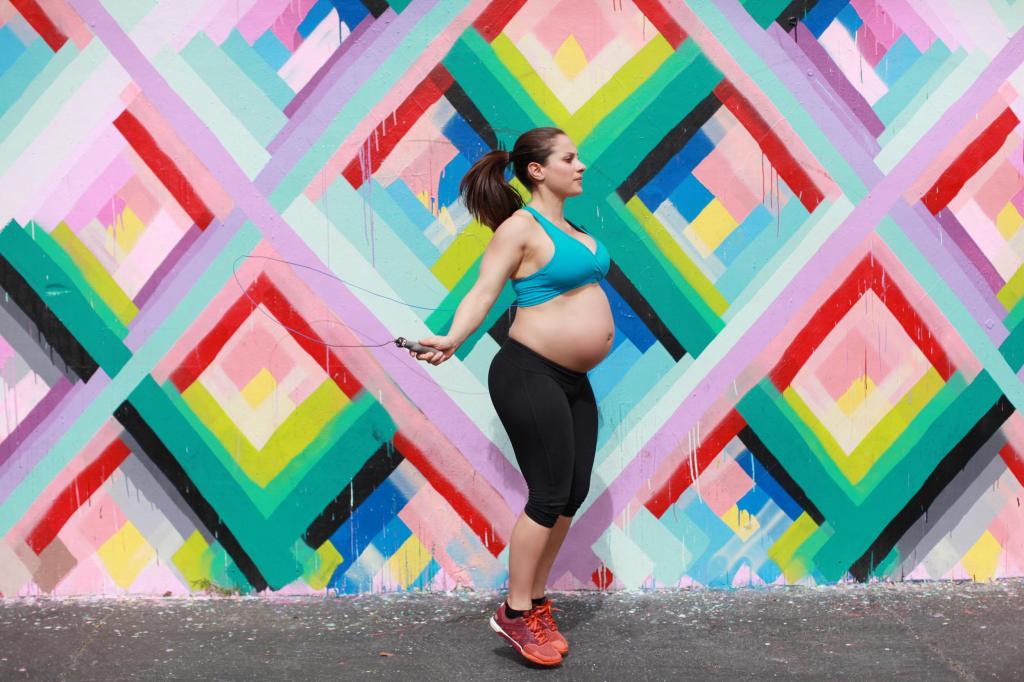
1,579,1022,680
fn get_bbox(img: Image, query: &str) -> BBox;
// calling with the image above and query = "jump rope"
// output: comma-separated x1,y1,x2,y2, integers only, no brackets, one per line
231,252,492,395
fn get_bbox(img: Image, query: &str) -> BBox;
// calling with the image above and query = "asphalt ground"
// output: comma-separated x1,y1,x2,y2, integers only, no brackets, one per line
1,579,1022,680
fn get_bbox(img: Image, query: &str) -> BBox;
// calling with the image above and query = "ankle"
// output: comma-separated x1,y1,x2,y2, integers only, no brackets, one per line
506,596,533,612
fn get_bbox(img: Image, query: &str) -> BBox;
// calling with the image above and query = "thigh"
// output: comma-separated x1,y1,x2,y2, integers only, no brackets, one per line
569,378,599,484
488,359,574,490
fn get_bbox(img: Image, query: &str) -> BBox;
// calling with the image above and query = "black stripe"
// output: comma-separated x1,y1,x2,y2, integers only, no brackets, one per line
359,0,389,19
303,441,404,548
0,255,97,381
445,80,499,151
850,395,1014,582
616,91,722,202
114,400,269,592
605,261,687,361
774,0,821,32
738,426,826,525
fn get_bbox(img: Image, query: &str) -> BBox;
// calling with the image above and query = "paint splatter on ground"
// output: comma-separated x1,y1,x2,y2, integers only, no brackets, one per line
1,580,1022,679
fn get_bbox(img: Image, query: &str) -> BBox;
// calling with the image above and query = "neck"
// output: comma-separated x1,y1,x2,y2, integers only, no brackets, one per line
528,189,566,223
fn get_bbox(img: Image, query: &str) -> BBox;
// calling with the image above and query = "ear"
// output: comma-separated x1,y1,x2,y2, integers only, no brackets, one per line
527,160,544,183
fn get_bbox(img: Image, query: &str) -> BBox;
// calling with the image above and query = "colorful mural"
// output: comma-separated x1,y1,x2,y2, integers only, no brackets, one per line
1,0,1024,596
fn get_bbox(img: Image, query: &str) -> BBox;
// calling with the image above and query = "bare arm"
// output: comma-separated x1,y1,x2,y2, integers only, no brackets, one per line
413,213,529,364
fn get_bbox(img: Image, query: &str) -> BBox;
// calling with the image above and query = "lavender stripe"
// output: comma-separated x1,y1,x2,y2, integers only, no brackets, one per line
554,9,1024,582
132,223,201,309
60,0,525,515
0,374,110,503
282,12,378,119
0,377,72,468
934,207,1005,293
898,200,1008,342
794,23,885,139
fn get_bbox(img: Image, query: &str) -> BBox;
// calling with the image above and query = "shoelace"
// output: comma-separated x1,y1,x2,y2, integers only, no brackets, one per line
535,602,561,632
523,610,550,643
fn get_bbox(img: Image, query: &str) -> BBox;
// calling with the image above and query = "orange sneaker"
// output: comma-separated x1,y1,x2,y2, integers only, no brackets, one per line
533,600,568,655
489,602,563,666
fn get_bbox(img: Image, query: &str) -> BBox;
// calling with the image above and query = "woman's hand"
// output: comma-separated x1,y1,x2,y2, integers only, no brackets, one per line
411,335,457,365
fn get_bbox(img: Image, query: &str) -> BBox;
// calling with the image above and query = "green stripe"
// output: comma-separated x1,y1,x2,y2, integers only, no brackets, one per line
441,28,549,146
132,376,395,589
50,223,138,327
812,370,999,581
739,0,791,28
0,220,129,373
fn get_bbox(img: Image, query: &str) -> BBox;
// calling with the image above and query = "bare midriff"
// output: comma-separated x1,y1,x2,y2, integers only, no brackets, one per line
504,209,614,372
507,284,614,373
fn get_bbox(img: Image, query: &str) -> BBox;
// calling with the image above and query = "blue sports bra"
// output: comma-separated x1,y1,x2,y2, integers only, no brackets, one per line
511,205,611,307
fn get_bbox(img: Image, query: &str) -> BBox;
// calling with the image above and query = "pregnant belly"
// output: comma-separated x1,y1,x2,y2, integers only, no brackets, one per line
508,284,615,373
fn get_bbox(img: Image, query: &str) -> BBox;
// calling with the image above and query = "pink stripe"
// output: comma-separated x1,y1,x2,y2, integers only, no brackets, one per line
850,0,900,55
554,6,1024,584
126,93,234,220
206,0,261,44
64,153,134,232
35,124,125,230
237,0,295,44
270,0,318,51
881,0,944,52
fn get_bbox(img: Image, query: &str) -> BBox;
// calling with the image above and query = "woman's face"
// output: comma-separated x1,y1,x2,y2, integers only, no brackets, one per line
529,135,587,197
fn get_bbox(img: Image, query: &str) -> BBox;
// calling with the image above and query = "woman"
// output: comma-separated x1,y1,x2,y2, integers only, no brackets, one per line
410,127,613,667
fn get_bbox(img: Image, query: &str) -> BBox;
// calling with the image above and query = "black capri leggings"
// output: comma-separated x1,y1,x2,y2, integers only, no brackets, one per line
488,337,599,528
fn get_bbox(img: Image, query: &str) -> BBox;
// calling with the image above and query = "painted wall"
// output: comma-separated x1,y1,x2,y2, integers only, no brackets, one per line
1,0,1023,596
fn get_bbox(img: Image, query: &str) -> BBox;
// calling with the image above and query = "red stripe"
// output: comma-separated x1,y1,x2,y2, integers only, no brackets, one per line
170,280,258,391
869,259,954,381
770,254,955,390
472,0,528,42
1001,444,1024,488
714,80,825,213
644,409,746,518
11,0,67,52
342,64,453,189
170,272,365,397
592,565,614,589
113,110,215,230
633,0,687,48
922,107,1020,214
393,431,506,557
26,438,131,554
253,275,363,399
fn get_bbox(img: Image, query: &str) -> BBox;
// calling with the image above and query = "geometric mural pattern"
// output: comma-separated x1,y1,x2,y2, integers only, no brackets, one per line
1,0,1024,594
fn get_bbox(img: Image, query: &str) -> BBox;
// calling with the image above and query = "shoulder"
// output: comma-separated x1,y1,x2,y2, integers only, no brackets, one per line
490,210,536,246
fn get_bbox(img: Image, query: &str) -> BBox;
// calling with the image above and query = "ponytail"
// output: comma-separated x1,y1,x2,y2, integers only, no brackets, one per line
459,127,566,231
459,149,523,231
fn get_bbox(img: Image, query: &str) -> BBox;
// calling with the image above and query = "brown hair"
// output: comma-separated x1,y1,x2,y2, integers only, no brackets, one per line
459,127,566,231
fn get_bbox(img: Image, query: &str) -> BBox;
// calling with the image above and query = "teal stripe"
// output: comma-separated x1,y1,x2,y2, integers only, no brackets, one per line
739,0,792,28
0,221,130,373
0,26,26,78
716,198,810,305
0,221,262,537
318,175,450,304
813,371,999,581
593,344,686,465
441,28,548,146
874,39,952,125
273,0,470,210
128,377,390,589
687,0,865,200
370,179,440,265
180,32,287,145
0,39,77,146
220,29,294,111
153,46,270,178
583,43,720,173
